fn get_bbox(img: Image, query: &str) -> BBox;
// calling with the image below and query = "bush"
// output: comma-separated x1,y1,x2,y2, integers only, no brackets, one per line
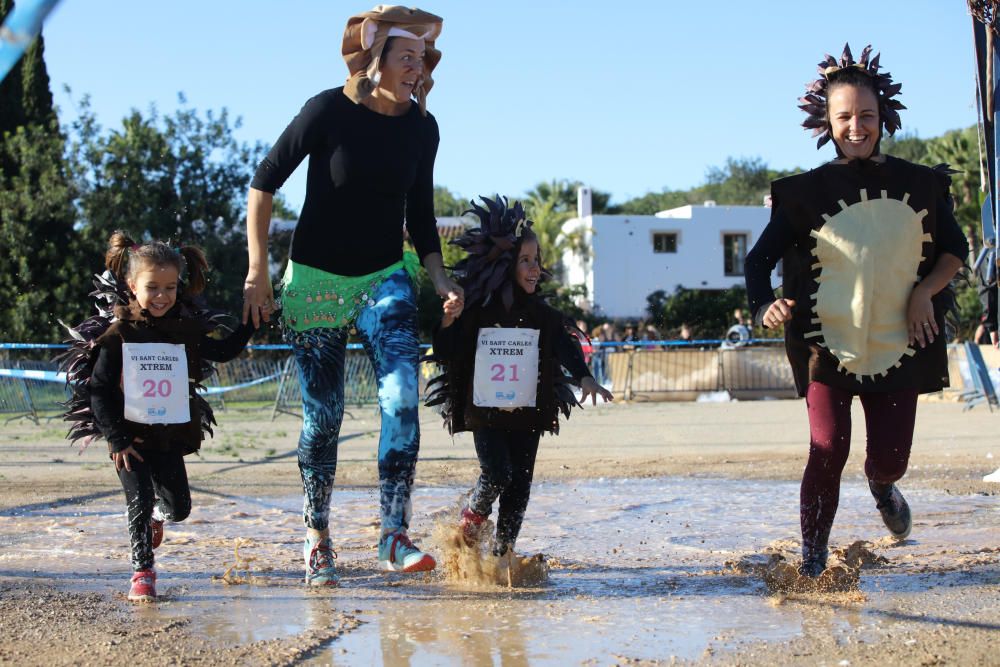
646,285,748,339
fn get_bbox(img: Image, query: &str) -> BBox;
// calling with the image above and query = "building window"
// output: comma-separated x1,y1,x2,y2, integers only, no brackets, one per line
723,233,748,276
652,232,677,253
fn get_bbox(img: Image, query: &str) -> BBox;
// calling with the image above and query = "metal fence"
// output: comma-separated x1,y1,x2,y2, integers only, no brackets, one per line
0,340,799,423
592,340,795,400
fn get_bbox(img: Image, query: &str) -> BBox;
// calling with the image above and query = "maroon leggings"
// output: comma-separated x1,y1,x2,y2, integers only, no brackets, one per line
800,382,919,554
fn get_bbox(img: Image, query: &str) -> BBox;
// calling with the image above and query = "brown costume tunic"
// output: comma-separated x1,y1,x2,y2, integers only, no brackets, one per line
745,156,969,396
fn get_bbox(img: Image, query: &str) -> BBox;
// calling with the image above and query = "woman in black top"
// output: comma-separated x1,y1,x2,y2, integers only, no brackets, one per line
242,6,462,584
744,45,967,578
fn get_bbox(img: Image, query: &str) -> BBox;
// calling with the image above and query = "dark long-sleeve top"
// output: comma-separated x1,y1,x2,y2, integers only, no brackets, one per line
744,156,969,395
434,311,592,382
91,310,255,453
250,87,441,276
431,293,592,433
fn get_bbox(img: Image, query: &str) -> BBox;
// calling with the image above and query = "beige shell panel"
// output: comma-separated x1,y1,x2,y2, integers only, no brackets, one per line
804,190,932,381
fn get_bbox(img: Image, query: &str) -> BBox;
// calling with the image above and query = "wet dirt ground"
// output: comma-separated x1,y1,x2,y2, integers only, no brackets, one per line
0,399,997,665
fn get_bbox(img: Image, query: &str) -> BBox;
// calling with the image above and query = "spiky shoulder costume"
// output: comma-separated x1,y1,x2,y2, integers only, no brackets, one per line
57,271,253,454
426,197,590,434
745,45,969,396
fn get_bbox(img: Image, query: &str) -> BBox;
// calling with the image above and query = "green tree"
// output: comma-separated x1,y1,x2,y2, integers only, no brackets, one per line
522,179,611,281
0,123,83,341
925,127,981,260
616,157,799,214
616,189,689,215
68,94,268,320
0,3,79,342
647,285,748,339
434,185,467,217
882,131,930,164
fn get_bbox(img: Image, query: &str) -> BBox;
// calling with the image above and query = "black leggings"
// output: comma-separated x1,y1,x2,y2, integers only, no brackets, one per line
117,448,191,571
469,429,541,554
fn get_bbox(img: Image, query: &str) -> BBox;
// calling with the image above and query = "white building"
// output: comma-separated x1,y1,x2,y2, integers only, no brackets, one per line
561,189,780,318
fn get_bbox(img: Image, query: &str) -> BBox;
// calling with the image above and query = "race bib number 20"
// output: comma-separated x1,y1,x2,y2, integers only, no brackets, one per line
473,327,540,408
121,342,191,424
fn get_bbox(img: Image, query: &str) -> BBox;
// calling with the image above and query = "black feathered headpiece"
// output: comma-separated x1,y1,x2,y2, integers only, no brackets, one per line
449,195,544,311
799,43,905,150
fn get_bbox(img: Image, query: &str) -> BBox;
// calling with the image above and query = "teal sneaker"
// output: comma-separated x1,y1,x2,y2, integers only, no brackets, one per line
303,535,339,586
378,531,436,573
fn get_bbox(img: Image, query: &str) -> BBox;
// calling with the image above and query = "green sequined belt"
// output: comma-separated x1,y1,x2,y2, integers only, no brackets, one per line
279,252,421,332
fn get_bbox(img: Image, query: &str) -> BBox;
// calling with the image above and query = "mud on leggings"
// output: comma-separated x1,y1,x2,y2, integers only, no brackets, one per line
290,269,421,535
469,428,542,554
800,382,918,555
117,447,191,571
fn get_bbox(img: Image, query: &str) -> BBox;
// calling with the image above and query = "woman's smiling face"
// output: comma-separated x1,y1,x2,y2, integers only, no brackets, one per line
828,83,880,160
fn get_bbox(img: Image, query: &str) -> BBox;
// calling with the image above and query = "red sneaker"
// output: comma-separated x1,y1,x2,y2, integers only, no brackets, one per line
151,519,164,550
128,569,156,602
459,507,487,547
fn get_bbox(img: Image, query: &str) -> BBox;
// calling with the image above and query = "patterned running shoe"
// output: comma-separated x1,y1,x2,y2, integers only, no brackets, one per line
869,480,912,540
378,531,436,573
303,535,339,586
459,507,487,547
128,569,156,602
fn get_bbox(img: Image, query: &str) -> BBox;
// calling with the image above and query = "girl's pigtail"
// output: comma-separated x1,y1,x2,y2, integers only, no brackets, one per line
180,244,209,295
105,230,135,281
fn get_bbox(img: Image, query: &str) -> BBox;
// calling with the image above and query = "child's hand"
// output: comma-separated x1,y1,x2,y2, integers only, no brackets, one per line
441,291,463,328
580,377,614,406
113,441,144,473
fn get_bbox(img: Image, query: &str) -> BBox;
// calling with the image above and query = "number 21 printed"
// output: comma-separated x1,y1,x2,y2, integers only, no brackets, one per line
490,364,520,382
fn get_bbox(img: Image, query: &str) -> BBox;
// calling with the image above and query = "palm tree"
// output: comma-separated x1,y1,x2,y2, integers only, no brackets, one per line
927,127,982,261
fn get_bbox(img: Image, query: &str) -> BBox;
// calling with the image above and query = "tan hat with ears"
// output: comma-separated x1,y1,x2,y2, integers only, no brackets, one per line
341,5,442,116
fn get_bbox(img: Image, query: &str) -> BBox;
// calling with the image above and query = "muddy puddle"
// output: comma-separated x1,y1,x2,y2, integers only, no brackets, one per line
0,477,996,664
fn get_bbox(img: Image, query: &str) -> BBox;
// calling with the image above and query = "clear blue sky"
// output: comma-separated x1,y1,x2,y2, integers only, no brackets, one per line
39,0,976,212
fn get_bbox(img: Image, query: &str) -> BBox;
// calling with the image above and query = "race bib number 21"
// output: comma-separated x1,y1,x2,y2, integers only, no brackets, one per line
472,327,540,408
121,342,190,424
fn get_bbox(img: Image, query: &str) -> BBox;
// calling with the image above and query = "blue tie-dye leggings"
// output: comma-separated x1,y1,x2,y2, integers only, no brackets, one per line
287,269,421,535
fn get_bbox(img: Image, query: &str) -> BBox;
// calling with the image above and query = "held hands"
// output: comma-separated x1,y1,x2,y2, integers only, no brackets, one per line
580,376,614,406
242,271,275,328
113,440,144,473
435,274,464,329
906,284,938,348
762,298,796,329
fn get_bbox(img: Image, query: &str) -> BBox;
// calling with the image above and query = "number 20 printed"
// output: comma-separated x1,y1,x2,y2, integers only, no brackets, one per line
142,379,173,398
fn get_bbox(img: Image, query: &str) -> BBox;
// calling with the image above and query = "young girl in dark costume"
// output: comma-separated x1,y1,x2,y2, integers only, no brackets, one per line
59,232,255,601
744,45,968,577
427,197,613,558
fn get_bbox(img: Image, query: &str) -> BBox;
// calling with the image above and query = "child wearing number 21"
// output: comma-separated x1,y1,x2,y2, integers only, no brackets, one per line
427,197,613,559
64,232,255,602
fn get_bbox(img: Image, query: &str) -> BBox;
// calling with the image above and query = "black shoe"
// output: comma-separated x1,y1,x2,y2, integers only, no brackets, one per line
798,548,828,578
869,480,912,539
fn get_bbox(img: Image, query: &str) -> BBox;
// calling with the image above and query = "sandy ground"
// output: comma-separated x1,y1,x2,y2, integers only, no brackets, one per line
0,397,997,665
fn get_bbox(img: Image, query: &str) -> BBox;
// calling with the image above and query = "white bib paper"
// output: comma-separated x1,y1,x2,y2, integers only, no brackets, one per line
473,327,540,408
121,342,191,424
